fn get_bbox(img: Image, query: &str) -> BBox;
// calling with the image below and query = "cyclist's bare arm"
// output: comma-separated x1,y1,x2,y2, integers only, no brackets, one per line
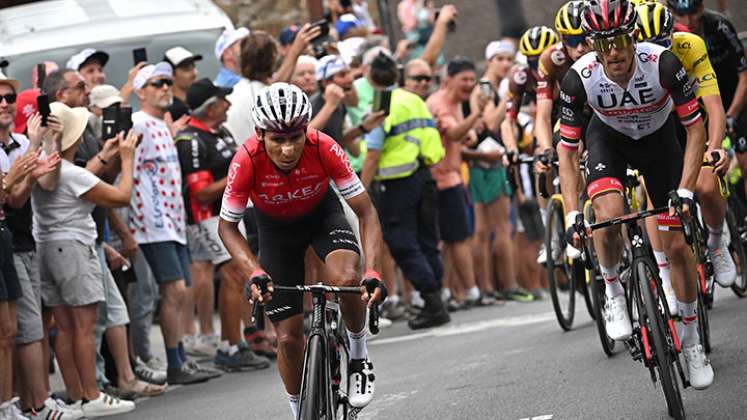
534,98,554,152
346,192,384,305
218,217,259,279
659,51,707,192
702,94,725,153
557,69,586,215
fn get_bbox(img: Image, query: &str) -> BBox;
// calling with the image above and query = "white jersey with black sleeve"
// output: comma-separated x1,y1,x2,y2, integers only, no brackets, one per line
559,42,702,149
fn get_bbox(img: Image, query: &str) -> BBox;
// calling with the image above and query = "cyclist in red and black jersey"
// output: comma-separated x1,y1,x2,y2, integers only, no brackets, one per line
500,25,559,152
535,1,593,161
560,0,714,389
218,83,385,416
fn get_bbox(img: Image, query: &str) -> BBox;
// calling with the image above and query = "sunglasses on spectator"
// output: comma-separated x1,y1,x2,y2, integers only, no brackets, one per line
148,78,174,88
65,81,87,92
0,94,17,104
563,35,587,48
592,34,632,53
409,75,432,83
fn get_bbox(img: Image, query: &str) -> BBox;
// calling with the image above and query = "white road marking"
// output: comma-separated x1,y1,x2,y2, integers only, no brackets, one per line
519,415,554,420
370,311,557,346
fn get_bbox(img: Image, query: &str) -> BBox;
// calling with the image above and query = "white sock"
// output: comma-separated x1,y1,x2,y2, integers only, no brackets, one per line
388,294,400,305
707,224,723,250
347,328,368,360
679,300,699,347
466,286,480,300
601,263,623,298
441,288,452,301
540,207,548,224
411,290,424,308
287,393,299,419
653,250,673,290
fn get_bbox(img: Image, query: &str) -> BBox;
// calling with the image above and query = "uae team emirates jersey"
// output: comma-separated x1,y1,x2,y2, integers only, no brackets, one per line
220,129,365,222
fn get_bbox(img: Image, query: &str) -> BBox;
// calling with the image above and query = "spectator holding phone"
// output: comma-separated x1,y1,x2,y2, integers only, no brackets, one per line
359,52,449,330
32,102,138,417
67,48,109,89
0,73,69,420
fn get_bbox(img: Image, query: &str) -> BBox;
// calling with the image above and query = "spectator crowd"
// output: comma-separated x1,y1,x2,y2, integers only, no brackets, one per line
0,0,584,418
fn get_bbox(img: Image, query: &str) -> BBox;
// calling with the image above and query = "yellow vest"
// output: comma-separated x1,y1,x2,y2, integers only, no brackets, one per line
376,89,445,180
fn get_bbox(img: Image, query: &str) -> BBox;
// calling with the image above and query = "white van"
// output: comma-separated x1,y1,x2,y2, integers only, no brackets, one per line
0,0,233,91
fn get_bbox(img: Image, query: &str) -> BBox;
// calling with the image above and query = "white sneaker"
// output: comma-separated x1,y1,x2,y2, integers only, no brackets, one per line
663,283,678,315
605,294,633,341
710,242,737,287
135,356,167,385
188,335,218,358
566,244,582,260
30,400,82,420
0,398,29,420
81,393,134,417
44,398,84,420
348,359,375,408
683,344,714,390
537,244,548,264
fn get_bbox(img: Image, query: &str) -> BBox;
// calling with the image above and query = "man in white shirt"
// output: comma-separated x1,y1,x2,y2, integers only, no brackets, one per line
131,63,213,385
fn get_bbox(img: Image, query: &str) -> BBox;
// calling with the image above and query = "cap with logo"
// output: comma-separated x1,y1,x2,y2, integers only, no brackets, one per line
187,78,233,111
165,46,203,68
133,62,173,90
67,48,109,70
315,55,348,81
215,27,250,61
90,85,123,109
14,89,39,135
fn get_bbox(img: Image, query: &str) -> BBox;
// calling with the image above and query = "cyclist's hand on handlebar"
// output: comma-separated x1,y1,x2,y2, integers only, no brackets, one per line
707,149,729,176
534,148,553,174
503,149,518,167
564,210,588,251
361,271,388,308
668,189,694,221
246,269,274,304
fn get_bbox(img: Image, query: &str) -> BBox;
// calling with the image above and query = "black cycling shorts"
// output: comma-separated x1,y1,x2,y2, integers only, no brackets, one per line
585,114,683,215
255,189,360,323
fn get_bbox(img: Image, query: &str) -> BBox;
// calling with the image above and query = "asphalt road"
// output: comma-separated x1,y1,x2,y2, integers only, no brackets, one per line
104,289,747,420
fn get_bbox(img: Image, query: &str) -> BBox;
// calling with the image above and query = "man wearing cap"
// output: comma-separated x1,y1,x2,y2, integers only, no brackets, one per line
88,85,122,140
67,48,109,89
214,27,250,88
165,46,203,121
278,25,300,59
130,62,213,385
174,78,273,369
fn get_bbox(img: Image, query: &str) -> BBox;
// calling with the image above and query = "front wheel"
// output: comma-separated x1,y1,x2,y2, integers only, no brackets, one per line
638,259,686,420
726,207,747,297
300,334,333,420
546,197,576,331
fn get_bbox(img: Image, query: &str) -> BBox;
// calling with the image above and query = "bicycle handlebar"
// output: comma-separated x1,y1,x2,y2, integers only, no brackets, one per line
250,284,383,334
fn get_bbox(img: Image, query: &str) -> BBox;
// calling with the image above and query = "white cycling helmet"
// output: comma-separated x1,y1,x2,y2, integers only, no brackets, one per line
252,82,312,133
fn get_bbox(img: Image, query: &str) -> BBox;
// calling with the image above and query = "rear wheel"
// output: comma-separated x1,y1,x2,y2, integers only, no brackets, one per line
638,259,686,420
726,207,747,297
546,197,576,331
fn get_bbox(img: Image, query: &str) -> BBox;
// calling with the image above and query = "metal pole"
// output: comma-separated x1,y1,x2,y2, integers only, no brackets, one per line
376,0,394,50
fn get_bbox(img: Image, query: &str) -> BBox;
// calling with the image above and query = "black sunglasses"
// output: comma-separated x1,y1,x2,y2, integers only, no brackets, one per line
0,94,16,104
409,75,432,83
148,78,174,88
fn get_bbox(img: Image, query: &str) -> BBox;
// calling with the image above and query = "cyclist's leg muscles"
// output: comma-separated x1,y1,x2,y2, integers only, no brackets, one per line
311,194,365,333
257,213,309,396
585,117,626,271
637,118,697,304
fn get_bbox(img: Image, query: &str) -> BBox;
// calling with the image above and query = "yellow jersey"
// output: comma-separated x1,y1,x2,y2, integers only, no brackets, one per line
670,32,720,99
